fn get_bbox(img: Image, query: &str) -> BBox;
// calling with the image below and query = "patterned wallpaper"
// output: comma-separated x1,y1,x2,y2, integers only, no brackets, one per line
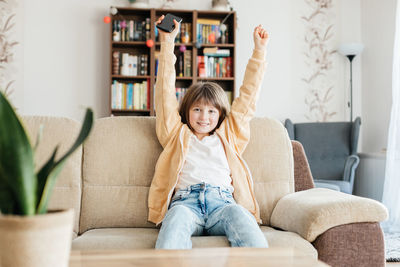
301,0,337,122
0,0,18,98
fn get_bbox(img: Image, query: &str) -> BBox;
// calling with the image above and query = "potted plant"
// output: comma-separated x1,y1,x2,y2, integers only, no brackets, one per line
0,91,93,267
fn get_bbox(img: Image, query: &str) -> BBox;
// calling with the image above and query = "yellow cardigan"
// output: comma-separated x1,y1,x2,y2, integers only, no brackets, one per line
148,41,266,225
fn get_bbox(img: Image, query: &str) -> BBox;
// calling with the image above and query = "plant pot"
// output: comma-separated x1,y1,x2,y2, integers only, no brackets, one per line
0,209,74,267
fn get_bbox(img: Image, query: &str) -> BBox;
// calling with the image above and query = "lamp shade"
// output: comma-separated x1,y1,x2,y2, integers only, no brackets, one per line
338,43,364,56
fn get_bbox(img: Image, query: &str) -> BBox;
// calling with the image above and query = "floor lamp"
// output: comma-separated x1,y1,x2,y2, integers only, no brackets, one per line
338,43,364,122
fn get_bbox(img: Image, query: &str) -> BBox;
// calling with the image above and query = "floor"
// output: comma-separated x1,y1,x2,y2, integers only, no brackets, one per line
387,263,400,266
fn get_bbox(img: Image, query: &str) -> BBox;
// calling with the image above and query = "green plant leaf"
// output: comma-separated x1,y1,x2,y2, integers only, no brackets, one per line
0,91,36,215
36,109,93,214
35,146,58,204
0,179,15,214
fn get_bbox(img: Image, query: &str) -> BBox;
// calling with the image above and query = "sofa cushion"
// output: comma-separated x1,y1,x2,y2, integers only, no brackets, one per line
80,117,162,233
243,118,294,225
22,116,83,234
71,226,317,258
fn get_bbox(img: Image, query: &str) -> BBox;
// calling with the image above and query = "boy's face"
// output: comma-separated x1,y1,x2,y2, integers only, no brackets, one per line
189,102,220,140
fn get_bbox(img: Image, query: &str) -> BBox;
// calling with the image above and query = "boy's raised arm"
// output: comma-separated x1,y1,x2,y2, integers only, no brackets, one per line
155,16,182,147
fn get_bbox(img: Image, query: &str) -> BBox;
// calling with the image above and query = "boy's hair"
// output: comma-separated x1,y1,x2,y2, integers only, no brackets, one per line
179,82,231,131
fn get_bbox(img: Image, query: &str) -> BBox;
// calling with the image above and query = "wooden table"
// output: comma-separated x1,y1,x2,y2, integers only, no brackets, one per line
69,247,329,267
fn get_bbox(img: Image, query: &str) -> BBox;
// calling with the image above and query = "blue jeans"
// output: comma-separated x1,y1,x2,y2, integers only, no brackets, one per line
155,183,268,249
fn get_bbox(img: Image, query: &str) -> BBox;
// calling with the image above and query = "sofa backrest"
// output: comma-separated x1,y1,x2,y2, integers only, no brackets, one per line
244,118,294,225
79,117,162,233
23,116,83,236
22,116,294,233
79,117,294,232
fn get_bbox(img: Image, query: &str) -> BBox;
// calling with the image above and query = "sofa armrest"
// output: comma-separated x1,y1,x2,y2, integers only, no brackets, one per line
313,222,385,267
291,141,315,192
270,188,388,242
344,155,360,189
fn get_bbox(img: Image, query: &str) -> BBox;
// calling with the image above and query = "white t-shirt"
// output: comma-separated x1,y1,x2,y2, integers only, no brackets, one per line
176,133,234,192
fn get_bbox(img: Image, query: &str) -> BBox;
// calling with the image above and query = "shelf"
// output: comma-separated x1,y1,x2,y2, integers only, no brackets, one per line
155,42,193,46
112,75,150,79
197,77,234,81
112,109,150,113
112,41,147,46
155,77,193,81
197,43,235,48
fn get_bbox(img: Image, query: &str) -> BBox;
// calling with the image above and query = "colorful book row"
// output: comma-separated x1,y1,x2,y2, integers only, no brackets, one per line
112,52,149,76
111,80,150,110
197,56,232,78
197,18,229,44
112,19,151,42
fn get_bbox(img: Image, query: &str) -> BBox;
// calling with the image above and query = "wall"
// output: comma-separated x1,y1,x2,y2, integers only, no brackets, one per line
5,0,395,153
354,152,386,201
361,0,397,153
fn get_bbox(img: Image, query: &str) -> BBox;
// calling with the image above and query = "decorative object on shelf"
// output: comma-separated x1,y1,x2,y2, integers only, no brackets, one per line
110,6,118,15
179,44,186,53
212,0,232,11
194,41,202,49
128,0,149,8
146,39,154,48
161,0,176,9
103,16,111,24
338,43,364,121
0,91,94,267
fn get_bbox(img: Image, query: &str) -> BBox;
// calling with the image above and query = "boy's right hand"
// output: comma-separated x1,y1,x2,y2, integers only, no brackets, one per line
156,15,180,43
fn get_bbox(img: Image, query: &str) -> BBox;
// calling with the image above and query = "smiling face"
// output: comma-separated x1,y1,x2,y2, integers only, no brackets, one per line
189,101,220,140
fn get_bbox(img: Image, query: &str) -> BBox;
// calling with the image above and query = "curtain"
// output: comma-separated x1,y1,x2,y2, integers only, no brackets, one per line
382,0,400,233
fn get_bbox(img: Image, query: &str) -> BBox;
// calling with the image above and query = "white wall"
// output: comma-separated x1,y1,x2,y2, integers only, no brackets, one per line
11,0,396,152
361,0,396,153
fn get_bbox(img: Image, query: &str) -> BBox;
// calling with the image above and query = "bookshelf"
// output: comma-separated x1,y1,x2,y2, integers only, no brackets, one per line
109,7,236,116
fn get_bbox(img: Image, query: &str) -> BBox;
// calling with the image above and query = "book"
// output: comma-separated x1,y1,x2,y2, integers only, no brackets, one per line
127,84,133,109
112,51,120,75
203,47,230,57
197,56,206,77
197,18,220,25
133,83,140,110
184,50,192,77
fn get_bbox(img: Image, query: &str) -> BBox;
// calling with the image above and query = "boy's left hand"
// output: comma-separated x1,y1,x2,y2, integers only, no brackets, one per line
253,25,269,51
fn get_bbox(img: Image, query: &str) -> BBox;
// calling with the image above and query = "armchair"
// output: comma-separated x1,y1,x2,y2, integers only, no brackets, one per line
284,117,361,194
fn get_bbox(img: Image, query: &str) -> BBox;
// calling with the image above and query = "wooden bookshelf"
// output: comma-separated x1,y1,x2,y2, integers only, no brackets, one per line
109,7,236,116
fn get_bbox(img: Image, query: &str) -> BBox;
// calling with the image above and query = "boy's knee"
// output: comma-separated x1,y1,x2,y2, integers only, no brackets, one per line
221,204,256,223
164,205,198,225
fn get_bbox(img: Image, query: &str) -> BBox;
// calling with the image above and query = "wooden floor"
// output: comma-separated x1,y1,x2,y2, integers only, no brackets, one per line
387,262,400,266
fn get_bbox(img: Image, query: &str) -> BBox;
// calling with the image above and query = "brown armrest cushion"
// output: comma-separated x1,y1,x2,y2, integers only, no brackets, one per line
291,140,314,192
313,222,385,267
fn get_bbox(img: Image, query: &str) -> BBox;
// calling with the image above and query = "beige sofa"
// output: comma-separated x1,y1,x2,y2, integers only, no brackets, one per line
23,116,388,267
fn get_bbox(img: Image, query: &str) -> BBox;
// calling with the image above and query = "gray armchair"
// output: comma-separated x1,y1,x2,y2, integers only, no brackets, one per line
284,117,361,194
